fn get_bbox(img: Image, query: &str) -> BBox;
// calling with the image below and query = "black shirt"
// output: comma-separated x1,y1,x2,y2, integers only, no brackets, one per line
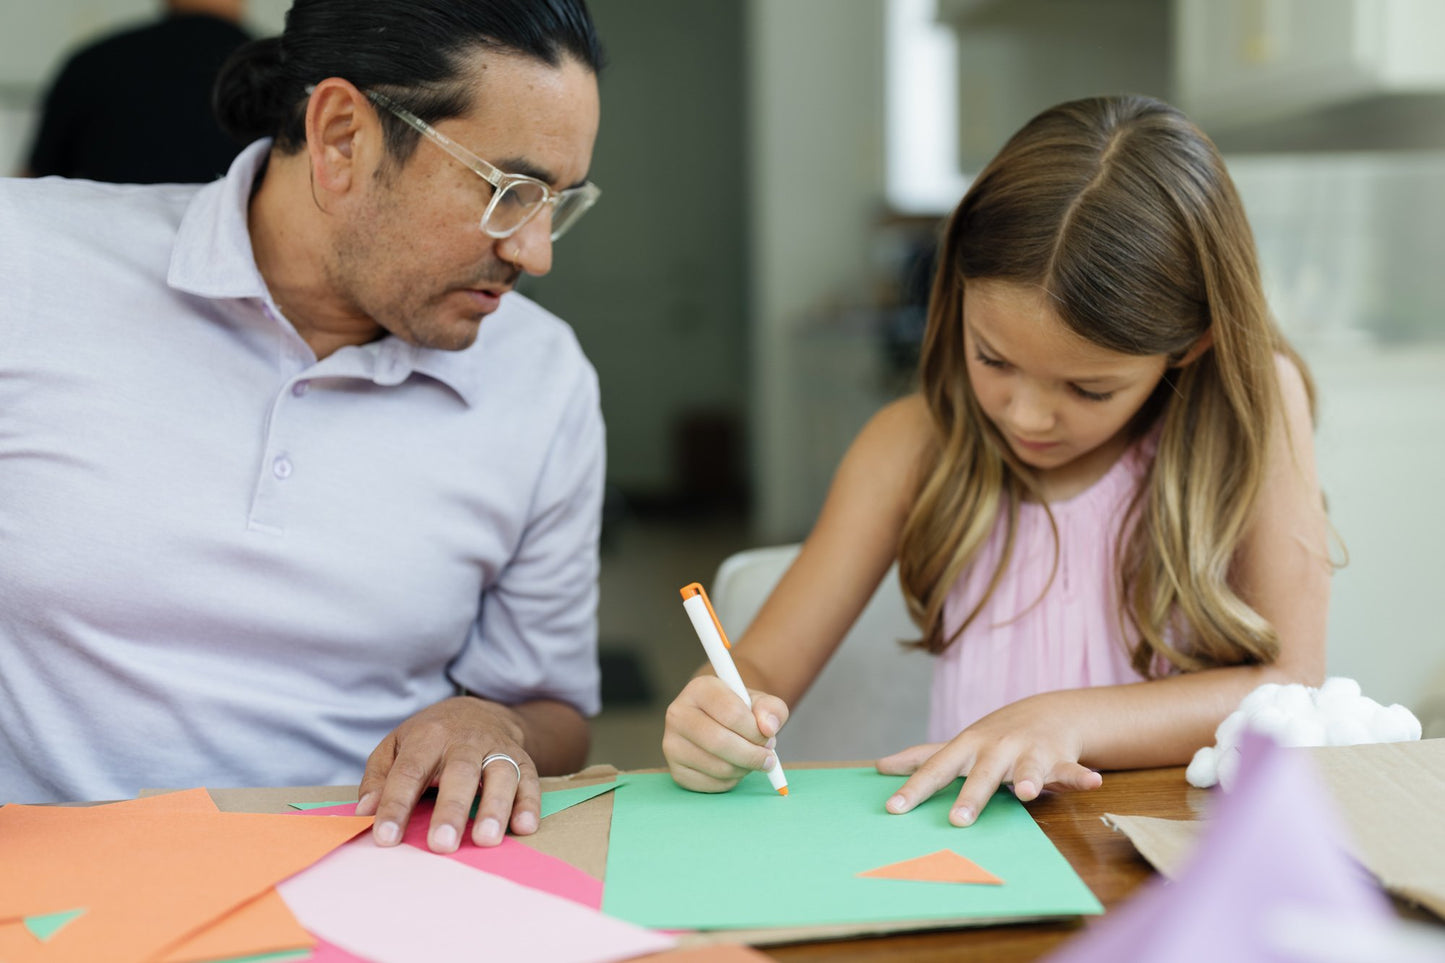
27,13,253,184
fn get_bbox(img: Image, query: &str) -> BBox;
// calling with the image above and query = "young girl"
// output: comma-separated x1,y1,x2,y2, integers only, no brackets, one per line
662,95,1330,825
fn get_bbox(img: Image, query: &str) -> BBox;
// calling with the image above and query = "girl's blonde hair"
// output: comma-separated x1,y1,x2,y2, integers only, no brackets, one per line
898,94,1314,674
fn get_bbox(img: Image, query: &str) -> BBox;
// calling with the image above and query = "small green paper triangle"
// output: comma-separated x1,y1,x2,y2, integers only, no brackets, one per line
541,780,620,818
24,907,85,941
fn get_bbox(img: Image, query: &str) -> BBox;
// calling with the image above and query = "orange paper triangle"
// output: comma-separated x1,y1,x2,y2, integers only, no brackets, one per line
857,848,1004,885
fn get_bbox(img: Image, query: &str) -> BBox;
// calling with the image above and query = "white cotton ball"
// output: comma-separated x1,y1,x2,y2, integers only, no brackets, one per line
1238,682,1284,716
1216,745,1243,791
1368,703,1423,743
1186,745,1219,788
1272,683,1314,719
1315,689,1360,721
1317,676,1362,700
1277,714,1328,748
1324,712,1372,746
1213,709,1248,752
1245,704,1295,741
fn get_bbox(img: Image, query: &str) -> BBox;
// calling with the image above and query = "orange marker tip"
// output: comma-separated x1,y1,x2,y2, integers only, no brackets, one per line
777,786,789,796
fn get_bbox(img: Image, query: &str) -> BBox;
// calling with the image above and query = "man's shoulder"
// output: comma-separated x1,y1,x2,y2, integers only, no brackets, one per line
0,176,199,238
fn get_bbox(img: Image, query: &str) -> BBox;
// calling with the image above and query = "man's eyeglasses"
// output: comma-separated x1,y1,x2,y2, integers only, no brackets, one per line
367,91,600,241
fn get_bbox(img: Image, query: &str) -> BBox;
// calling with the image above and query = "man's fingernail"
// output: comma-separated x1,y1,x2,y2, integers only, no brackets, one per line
355,792,376,814
477,817,502,844
431,824,458,852
886,794,908,813
375,821,400,846
515,811,538,834
951,806,975,825
1015,780,1036,798
765,736,777,750
764,714,781,733
762,753,776,771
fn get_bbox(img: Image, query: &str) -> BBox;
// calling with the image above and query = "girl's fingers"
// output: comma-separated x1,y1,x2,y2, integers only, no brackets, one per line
883,742,974,815
1047,762,1104,792
946,753,1012,826
876,741,946,776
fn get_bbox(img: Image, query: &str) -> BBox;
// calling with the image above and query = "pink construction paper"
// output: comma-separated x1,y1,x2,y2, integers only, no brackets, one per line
299,801,603,909
300,937,368,963
277,836,673,963
1045,730,1393,963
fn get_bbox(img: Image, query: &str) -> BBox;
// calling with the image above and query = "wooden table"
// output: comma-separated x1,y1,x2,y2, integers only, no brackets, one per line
764,766,1210,962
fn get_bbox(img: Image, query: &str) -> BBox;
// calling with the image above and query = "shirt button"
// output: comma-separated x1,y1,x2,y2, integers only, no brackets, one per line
292,380,310,397
272,456,293,480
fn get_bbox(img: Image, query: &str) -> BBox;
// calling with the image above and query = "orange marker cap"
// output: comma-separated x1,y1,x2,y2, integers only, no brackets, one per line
679,582,732,650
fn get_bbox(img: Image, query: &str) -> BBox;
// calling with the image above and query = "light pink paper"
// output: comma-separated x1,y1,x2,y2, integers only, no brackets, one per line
1046,730,1393,963
277,836,673,963
300,801,603,909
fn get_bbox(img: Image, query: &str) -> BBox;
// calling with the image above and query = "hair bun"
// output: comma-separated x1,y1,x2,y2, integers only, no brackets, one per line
213,36,295,146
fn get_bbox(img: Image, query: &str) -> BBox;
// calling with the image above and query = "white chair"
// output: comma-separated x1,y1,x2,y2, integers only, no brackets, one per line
708,544,935,762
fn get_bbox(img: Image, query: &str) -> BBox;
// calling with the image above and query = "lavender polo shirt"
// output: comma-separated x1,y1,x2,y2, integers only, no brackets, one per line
0,142,604,803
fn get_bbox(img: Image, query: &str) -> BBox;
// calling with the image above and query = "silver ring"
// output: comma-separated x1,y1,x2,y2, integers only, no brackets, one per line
480,752,522,783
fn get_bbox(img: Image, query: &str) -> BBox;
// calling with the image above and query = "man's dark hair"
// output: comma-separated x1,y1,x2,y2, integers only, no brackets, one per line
214,0,603,158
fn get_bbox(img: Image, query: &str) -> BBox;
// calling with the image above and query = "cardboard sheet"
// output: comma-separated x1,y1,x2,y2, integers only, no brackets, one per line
1104,739,1445,919
602,767,1101,932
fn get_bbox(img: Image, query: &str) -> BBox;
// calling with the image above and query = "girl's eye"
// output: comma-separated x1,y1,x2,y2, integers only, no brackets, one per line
1071,385,1114,402
974,350,1007,369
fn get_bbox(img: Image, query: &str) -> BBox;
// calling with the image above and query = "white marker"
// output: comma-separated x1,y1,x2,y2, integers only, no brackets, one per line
680,582,789,796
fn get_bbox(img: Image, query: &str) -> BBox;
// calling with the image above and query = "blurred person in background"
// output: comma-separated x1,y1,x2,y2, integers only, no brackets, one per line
21,0,252,182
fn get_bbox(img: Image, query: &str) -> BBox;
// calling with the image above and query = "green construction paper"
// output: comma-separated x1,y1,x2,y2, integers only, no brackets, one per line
541,780,620,818
24,907,85,941
602,767,1102,930
286,801,355,811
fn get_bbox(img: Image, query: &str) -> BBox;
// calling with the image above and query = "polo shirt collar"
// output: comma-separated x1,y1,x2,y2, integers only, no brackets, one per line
167,139,485,407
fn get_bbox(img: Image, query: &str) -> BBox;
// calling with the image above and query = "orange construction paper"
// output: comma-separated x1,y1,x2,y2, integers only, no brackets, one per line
0,920,49,958
857,848,1004,885
158,888,314,963
0,794,370,963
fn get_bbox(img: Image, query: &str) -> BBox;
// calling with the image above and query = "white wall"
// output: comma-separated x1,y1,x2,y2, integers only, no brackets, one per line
746,0,888,540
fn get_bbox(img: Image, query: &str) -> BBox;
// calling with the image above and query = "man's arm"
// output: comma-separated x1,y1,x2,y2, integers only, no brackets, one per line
356,341,605,854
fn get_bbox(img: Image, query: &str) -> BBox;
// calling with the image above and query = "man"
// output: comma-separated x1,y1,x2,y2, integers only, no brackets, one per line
23,0,253,182
0,0,605,857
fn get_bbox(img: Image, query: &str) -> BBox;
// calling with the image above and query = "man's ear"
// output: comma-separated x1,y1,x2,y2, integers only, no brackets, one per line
1173,328,1214,368
303,78,377,198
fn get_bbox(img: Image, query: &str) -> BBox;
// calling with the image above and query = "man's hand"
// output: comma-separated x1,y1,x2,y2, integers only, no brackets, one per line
355,696,541,853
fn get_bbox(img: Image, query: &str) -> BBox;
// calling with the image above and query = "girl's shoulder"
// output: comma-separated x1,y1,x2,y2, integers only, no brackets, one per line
833,393,938,516
865,393,933,441
855,394,936,474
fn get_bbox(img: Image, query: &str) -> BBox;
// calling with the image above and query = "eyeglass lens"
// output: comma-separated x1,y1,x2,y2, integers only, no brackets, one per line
485,181,593,241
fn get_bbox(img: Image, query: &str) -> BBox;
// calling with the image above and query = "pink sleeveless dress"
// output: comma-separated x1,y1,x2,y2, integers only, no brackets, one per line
927,433,1164,743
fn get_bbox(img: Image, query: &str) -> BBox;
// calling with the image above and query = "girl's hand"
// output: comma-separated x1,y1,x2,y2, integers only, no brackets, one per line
875,696,1103,825
663,675,789,792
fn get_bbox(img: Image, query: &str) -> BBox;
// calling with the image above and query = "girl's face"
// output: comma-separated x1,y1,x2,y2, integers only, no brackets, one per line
963,280,1171,482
